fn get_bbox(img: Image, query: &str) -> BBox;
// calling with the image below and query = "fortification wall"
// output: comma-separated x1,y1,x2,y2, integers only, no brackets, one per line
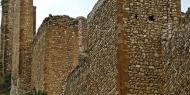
10,0,34,94
64,56,89,95
162,10,190,94
64,0,190,95
0,0,11,93
9,0,21,94
117,0,180,94
18,0,34,92
64,17,88,95
64,0,119,94
77,17,87,54
5,0,190,95
31,15,79,95
31,19,48,91
0,0,12,76
86,0,118,94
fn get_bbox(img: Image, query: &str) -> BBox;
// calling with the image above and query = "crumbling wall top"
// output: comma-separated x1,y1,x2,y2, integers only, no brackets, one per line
33,15,78,46
39,15,78,27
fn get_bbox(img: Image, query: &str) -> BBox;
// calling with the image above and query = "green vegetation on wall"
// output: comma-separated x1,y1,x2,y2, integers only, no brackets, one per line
26,88,48,95
1,0,9,13
0,72,11,95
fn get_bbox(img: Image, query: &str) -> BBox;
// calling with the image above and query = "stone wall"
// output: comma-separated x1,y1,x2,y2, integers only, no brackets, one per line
10,0,35,94
9,0,21,94
64,56,89,95
3,0,190,95
117,0,180,94
64,0,119,94
31,15,79,95
18,0,34,92
64,0,190,95
0,0,11,77
0,0,11,93
86,0,119,94
64,17,88,95
31,19,47,91
162,9,190,94
77,17,87,54
33,6,36,35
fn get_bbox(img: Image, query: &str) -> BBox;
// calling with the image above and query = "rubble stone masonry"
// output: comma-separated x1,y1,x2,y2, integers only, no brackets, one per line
64,0,190,95
9,0,35,94
31,16,79,95
117,0,180,94
65,0,119,94
0,0,11,77
162,8,190,94
1,0,190,95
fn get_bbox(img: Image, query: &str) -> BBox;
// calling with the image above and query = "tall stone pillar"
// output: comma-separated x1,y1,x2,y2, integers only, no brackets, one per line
0,0,12,93
10,0,35,94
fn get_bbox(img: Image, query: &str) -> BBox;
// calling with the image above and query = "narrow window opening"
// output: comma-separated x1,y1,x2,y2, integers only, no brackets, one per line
135,14,138,19
148,16,155,21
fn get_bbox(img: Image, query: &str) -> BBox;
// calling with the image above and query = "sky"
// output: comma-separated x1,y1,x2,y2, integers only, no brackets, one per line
33,0,190,29
33,0,98,29
181,0,190,12
0,0,190,29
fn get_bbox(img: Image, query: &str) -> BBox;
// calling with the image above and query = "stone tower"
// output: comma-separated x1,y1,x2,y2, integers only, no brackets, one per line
0,0,12,93
9,0,35,94
64,0,182,95
0,0,11,78
117,0,180,94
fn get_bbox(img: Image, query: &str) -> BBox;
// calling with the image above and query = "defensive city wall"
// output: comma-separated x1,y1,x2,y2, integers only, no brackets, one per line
0,0,190,95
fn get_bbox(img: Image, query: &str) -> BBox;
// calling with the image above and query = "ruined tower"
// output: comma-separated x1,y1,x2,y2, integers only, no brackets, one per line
64,0,183,94
9,0,35,94
117,0,180,94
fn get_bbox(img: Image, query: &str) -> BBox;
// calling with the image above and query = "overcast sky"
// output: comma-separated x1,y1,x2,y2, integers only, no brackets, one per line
33,0,190,29
33,0,98,29
181,0,190,12
0,0,189,29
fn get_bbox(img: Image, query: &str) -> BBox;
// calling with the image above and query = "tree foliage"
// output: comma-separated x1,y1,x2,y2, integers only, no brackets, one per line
1,0,9,13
